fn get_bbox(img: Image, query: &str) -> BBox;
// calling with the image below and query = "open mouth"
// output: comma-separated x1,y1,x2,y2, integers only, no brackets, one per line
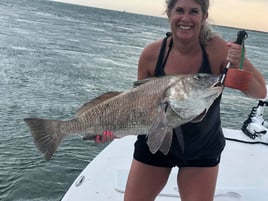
208,80,224,96
212,79,224,88
213,81,223,88
178,25,192,30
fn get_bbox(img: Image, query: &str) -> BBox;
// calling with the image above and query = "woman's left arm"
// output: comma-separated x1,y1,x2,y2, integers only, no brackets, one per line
227,43,267,99
242,57,267,99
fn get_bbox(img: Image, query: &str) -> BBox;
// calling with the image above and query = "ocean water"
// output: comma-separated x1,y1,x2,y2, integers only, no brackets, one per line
0,0,267,200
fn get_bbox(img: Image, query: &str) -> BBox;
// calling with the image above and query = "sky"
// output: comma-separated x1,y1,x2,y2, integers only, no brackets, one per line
52,0,268,32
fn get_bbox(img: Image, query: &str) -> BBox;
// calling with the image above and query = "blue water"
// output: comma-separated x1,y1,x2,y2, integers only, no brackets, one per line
0,0,267,200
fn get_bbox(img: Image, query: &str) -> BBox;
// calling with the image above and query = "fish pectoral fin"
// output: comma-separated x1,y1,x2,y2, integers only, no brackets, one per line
147,126,172,155
147,102,172,155
191,109,207,123
159,129,173,155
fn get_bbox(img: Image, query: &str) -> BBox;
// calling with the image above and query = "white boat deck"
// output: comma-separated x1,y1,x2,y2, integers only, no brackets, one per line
61,128,268,201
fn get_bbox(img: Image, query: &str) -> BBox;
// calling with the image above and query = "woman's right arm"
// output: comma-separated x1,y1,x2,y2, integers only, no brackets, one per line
137,41,162,80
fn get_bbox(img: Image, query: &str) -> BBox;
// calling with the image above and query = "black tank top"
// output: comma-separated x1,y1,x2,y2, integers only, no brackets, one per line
154,33,225,160
154,32,211,75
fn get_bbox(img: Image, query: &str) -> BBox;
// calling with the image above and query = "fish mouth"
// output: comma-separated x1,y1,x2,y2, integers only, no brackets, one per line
212,80,224,89
206,80,224,100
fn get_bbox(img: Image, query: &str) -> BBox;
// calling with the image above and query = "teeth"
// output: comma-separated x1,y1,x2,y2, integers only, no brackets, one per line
179,25,191,30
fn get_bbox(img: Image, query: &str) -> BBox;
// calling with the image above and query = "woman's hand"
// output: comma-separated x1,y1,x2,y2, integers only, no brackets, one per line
227,42,243,68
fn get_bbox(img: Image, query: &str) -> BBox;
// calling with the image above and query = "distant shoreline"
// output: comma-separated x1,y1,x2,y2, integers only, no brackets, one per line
49,0,267,34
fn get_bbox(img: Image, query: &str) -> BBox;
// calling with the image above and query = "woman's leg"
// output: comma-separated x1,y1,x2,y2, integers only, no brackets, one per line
177,165,219,201
124,159,171,201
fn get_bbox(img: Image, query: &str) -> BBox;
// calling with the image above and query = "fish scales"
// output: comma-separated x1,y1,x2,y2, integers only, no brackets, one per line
73,77,170,135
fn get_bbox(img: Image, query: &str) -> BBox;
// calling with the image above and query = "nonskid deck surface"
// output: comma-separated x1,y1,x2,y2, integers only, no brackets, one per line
61,128,268,201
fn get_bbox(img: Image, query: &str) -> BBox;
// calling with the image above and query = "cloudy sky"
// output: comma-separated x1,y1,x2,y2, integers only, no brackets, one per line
52,0,268,32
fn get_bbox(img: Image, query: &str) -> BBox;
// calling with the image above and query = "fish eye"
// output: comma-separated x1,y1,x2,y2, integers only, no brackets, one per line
194,74,203,80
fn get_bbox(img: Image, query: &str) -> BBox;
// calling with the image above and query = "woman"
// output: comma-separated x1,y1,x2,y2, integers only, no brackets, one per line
124,0,266,201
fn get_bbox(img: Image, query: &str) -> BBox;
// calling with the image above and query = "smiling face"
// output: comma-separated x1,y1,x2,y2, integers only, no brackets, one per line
167,0,208,42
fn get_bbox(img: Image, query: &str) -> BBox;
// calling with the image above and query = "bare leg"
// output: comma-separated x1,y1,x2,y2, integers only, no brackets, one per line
177,166,219,201
124,159,171,201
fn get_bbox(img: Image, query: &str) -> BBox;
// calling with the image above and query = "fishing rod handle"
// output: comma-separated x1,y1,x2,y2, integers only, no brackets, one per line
235,30,248,45
220,30,248,84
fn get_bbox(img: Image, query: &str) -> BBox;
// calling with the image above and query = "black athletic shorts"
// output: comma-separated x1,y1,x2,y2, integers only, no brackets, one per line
133,135,222,168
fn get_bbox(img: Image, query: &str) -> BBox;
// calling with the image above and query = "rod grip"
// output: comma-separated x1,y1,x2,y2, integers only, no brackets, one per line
234,30,248,45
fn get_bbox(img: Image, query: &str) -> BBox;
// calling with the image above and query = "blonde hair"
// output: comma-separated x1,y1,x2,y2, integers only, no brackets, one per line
165,0,217,45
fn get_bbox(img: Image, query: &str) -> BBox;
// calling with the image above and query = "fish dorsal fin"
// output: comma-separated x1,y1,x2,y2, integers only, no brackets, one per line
133,77,160,88
75,91,121,117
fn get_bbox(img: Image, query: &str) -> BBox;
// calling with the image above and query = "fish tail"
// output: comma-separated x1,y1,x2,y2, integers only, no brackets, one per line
24,118,65,160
